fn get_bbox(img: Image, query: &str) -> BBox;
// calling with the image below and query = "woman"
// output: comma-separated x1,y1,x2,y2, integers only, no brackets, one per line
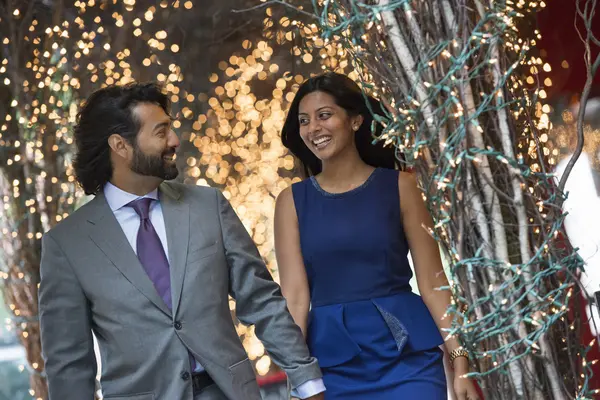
274,72,480,399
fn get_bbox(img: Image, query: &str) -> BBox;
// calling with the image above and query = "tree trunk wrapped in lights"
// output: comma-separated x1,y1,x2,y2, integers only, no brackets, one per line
0,1,79,398
295,0,593,398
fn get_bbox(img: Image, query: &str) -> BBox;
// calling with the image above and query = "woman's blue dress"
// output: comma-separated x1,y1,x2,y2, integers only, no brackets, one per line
292,167,447,399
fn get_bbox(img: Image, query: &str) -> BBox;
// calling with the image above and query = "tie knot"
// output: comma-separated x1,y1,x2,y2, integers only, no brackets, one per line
127,197,153,220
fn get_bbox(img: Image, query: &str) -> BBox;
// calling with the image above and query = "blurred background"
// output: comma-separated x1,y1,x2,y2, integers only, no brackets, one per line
0,0,599,399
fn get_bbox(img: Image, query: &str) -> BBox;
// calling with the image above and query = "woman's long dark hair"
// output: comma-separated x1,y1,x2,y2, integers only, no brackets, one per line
73,82,170,195
281,72,399,177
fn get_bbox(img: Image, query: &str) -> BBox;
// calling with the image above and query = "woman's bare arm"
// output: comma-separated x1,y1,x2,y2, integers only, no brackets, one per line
274,186,311,337
398,172,470,375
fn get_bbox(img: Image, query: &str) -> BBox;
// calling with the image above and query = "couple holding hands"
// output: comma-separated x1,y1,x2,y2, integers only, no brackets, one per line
39,73,479,399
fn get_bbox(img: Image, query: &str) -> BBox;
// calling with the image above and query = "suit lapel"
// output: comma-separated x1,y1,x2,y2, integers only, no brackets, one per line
87,193,172,317
159,182,190,317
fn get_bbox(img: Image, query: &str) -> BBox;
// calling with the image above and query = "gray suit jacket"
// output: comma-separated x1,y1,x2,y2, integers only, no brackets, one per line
38,181,321,400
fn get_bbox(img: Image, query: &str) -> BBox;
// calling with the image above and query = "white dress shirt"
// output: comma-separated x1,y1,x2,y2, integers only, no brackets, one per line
103,182,324,398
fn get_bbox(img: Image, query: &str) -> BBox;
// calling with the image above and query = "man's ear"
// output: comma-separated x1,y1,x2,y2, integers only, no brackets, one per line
108,134,130,159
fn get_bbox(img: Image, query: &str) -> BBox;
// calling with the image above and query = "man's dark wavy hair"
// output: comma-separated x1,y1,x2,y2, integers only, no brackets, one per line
73,82,170,195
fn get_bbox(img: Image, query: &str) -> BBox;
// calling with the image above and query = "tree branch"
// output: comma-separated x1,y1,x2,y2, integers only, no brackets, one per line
232,0,317,19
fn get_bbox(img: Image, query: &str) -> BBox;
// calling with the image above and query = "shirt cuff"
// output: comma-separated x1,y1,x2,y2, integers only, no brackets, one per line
290,378,326,398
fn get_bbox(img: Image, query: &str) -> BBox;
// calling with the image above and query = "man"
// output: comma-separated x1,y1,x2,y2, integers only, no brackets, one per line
38,82,325,400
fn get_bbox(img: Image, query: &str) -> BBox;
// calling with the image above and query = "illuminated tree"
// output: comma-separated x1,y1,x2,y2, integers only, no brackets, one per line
268,0,599,398
0,1,81,397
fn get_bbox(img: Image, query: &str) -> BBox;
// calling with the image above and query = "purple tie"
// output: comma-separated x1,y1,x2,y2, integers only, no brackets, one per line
127,198,172,309
127,198,197,370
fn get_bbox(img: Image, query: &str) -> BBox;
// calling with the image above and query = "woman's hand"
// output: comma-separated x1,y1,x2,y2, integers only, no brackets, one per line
452,358,480,400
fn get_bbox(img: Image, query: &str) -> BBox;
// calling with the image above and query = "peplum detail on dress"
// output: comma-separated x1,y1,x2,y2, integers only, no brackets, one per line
307,291,443,368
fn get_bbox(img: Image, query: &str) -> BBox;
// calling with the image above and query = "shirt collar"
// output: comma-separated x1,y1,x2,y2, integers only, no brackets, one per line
103,182,159,212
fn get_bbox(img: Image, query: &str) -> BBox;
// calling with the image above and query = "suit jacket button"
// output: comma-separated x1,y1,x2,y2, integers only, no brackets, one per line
174,321,182,330
181,371,190,381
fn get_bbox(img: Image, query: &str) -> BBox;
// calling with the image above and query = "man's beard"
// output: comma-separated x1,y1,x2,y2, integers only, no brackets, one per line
130,145,179,181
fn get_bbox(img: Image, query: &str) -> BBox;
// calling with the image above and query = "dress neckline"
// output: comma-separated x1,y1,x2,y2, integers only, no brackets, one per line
310,168,380,198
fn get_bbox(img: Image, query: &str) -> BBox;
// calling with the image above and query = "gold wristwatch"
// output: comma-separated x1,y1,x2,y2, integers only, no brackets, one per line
449,347,469,366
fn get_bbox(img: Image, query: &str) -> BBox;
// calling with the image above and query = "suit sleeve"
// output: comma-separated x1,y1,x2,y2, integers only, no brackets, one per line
39,232,97,399
215,189,323,389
